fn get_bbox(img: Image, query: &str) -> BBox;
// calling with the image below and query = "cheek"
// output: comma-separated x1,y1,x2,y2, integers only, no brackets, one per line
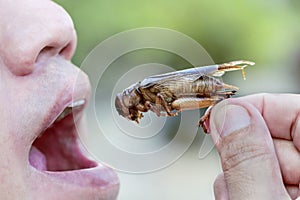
0,83,29,190
0,66,47,143
0,69,13,131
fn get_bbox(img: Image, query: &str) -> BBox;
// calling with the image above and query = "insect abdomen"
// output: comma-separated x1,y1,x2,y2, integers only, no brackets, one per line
172,76,221,97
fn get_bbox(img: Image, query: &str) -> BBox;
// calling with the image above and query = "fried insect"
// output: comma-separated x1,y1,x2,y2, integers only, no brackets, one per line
115,60,254,133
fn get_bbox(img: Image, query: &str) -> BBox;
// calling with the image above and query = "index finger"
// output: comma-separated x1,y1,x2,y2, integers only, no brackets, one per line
232,93,300,150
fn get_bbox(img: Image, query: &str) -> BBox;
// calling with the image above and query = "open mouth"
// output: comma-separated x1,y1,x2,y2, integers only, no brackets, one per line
29,99,97,171
28,99,119,195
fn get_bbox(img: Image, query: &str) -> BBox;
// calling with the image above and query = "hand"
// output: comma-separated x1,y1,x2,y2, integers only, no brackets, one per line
210,93,300,200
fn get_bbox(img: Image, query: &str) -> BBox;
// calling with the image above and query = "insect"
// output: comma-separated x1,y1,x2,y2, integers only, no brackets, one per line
115,60,254,133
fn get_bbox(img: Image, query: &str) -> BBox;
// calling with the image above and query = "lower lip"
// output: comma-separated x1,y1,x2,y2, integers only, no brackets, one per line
41,164,119,188
27,164,119,199
28,153,119,198
29,111,119,197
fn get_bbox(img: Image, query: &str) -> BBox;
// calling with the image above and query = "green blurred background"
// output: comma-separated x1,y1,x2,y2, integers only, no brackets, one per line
54,0,300,199
56,0,300,72
55,0,300,93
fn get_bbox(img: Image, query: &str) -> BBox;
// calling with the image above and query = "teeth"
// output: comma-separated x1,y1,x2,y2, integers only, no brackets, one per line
67,99,85,108
56,99,86,122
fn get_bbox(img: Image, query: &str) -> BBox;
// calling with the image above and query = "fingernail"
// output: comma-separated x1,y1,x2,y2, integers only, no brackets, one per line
212,104,251,137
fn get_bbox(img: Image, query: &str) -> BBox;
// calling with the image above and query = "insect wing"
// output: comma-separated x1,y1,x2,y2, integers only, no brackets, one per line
211,70,225,77
140,64,219,88
140,72,199,90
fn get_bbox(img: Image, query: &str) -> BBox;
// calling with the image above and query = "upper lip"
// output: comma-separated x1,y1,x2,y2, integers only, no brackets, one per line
27,57,119,199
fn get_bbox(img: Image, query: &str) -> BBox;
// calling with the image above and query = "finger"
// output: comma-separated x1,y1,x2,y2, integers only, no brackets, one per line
274,139,300,185
210,100,290,199
214,173,229,200
286,185,299,200
236,93,300,151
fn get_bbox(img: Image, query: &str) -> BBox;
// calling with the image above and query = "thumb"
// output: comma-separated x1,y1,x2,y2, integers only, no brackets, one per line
210,99,289,200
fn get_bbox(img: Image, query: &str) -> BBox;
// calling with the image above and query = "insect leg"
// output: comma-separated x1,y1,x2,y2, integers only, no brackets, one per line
144,101,162,116
212,60,255,80
197,105,214,133
171,97,221,111
155,93,177,116
171,97,224,133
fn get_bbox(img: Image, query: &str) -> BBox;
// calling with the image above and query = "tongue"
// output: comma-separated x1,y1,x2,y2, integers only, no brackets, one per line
29,146,47,171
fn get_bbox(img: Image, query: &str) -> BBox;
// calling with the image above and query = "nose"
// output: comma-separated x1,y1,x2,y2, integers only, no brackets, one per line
0,1,77,76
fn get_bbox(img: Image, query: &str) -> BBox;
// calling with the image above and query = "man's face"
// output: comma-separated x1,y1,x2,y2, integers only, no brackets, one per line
0,0,119,199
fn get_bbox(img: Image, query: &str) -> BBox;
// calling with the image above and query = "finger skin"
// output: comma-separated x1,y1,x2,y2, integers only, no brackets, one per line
214,173,229,200
237,93,300,151
210,99,290,200
285,185,299,200
274,139,300,185
239,93,300,187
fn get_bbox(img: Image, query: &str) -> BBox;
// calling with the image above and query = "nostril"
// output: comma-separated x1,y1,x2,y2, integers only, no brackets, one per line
1,29,77,76
35,46,59,64
59,32,77,61
36,28,77,64
0,1,77,76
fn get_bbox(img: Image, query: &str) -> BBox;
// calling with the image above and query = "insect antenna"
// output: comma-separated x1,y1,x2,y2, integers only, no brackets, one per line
240,66,247,80
217,60,255,80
